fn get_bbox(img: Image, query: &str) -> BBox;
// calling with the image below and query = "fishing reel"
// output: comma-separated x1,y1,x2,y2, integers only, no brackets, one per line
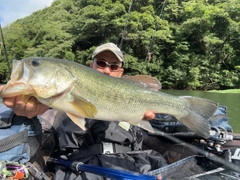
0,161,29,180
206,126,233,153
0,161,50,180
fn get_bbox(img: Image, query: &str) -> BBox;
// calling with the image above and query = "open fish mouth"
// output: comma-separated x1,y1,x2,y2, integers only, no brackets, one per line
0,60,35,98
10,60,24,82
10,60,32,83
0,81,36,98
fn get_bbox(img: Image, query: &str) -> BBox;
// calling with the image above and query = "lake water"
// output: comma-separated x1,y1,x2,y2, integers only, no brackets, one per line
162,90,240,133
0,90,239,133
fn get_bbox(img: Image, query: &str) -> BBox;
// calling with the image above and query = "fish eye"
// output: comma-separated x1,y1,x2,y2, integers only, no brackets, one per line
31,59,40,66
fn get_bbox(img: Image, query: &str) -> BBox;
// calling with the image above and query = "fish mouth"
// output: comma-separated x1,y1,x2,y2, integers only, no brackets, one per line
10,60,32,82
10,60,24,82
1,82,35,98
1,60,35,98
50,91,65,100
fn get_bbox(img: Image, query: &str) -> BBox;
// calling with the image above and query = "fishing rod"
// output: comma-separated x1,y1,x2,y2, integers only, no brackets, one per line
0,23,11,76
148,129,240,174
142,0,168,73
47,158,159,180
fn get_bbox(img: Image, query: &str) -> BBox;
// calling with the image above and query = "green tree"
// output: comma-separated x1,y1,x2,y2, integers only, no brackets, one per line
1,0,240,89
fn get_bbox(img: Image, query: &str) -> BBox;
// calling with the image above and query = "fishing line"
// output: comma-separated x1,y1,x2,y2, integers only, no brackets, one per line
119,0,134,50
142,0,168,73
0,23,10,76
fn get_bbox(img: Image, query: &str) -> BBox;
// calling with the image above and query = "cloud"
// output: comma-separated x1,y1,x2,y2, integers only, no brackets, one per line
0,0,54,27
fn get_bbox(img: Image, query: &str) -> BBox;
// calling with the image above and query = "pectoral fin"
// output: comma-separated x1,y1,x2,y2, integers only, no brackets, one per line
118,122,131,131
70,96,97,118
66,113,86,131
131,120,155,133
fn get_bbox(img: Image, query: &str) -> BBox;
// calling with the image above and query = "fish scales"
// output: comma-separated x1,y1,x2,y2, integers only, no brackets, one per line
76,70,184,120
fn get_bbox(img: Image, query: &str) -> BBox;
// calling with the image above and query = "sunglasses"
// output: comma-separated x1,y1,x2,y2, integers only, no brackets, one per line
94,59,122,72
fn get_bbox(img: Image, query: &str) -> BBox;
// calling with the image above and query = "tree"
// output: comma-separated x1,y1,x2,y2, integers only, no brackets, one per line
1,0,239,89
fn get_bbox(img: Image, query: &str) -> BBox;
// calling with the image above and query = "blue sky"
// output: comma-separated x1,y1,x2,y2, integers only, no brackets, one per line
0,0,54,27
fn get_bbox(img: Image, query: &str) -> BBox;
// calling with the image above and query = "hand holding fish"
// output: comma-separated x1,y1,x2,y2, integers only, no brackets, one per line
0,85,50,118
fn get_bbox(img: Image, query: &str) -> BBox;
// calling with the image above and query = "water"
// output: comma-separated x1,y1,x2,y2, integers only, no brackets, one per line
162,90,240,133
1,90,239,133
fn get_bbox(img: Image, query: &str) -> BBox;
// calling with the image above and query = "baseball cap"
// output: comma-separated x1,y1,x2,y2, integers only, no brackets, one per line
92,43,124,64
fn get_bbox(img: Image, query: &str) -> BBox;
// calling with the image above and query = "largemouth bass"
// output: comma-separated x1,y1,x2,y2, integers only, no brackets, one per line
0,57,218,138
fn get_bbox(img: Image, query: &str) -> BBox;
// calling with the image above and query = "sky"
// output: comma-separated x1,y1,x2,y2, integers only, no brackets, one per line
0,0,54,27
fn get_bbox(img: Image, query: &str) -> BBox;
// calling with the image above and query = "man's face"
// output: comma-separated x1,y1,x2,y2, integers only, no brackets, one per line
90,51,124,78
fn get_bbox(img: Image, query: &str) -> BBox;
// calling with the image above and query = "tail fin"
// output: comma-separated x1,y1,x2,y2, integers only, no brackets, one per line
178,96,218,138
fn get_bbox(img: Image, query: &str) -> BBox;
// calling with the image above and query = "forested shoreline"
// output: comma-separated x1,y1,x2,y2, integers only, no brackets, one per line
0,0,239,90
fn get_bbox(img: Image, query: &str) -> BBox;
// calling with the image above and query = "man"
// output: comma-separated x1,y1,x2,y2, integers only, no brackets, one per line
0,43,165,179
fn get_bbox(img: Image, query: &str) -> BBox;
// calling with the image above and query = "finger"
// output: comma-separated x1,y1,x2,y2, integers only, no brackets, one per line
25,97,49,118
2,96,17,108
25,103,49,118
144,111,155,120
14,95,31,111
25,96,38,111
35,103,50,116
12,95,35,117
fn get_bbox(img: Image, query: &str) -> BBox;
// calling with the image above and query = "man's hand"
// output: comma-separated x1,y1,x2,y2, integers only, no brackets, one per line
0,85,49,118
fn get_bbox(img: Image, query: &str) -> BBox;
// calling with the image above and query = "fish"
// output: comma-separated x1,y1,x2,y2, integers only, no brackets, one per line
0,57,219,138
